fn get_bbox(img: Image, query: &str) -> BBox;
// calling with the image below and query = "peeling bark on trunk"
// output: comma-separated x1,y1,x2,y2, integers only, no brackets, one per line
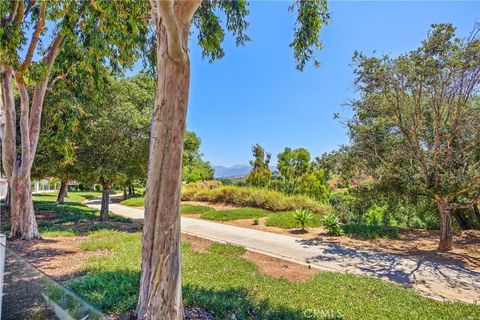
136,19,193,320
436,197,453,251
0,31,65,240
100,180,110,222
9,175,40,240
56,180,68,204
2,185,11,217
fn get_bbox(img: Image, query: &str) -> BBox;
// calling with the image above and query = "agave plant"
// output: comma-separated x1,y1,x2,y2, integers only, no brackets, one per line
322,213,344,236
294,209,313,230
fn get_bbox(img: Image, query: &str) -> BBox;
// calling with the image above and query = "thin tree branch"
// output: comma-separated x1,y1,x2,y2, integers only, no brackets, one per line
20,0,46,73
0,67,17,178
14,73,32,175
156,0,185,62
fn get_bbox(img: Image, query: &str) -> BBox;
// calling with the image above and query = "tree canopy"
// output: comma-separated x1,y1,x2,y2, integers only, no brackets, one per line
348,23,480,250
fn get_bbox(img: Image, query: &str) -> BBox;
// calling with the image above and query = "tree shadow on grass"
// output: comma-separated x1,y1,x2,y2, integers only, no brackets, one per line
67,270,342,320
183,284,342,320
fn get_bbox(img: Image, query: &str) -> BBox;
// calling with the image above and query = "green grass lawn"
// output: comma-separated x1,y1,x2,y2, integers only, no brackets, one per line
67,229,480,319
180,204,212,215
266,212,323,229
120,196,145,207
29,192,133,237
25,192,480,319
199,207,268,221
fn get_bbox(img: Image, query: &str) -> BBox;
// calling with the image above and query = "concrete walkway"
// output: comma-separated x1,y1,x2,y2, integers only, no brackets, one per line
85,199,480,304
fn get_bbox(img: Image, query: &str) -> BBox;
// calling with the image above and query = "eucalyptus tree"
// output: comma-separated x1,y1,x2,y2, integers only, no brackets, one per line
137,0,330,318
246,143,272,187
0,1,149,239
277,147,311,193
182,131,214,183
349,24,480,250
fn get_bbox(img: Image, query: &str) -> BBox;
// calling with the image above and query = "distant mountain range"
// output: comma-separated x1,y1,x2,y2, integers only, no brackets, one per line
213,165,277,178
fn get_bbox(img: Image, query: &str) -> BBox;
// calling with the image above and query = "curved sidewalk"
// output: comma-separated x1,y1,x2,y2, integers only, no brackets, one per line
85,199,480,304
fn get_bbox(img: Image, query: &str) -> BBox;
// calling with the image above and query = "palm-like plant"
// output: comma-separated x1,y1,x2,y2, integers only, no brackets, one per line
294,209,313,230
322,213,344,236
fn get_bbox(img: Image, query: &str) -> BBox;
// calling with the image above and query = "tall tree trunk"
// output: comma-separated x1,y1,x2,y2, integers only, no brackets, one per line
100,179,110,222
123,186,128,200
473,204,480,226
56,180,68,204
136,1,200,316
1,33,65,240
2,185,10,217
9,175,40,240
435,197,453,251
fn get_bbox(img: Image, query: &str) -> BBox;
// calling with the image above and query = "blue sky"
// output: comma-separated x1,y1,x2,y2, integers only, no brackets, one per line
183,1,478,166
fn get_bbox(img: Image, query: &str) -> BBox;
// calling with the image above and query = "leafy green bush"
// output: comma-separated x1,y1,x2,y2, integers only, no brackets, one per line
182,183,330,214
322,213,344,236
342,224,400,239
266,212,323,229
362,204,389,226
293,209,313,230
252,217,260,225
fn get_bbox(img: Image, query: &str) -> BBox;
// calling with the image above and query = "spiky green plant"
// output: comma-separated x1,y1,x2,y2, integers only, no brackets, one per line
293,209,313,230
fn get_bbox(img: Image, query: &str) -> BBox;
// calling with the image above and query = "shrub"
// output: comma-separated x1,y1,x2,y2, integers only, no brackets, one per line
252,217,260,225
293,209,313,230
181,183,330,214
322,213,344,236
362,204,388,226
342,223,400,239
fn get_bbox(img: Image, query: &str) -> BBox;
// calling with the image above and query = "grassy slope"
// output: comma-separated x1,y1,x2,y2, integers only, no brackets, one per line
29,193,480,319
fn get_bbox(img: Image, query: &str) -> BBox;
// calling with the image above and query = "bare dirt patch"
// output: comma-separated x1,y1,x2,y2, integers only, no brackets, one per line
182,233,320,282
7,236,108,281
182,233,211,252
242,251,320,281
